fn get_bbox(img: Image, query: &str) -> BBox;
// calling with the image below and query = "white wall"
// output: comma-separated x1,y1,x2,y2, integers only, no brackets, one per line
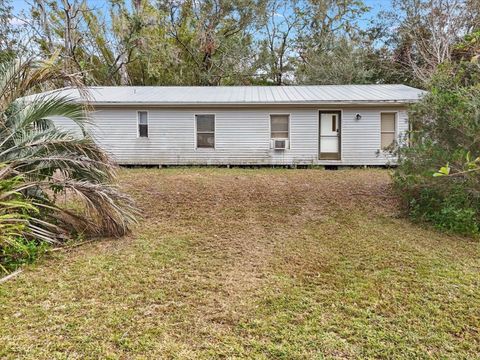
53,106,409,166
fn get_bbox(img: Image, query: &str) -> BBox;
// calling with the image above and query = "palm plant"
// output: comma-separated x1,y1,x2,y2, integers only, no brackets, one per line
0,57,137,249
0,169,46,272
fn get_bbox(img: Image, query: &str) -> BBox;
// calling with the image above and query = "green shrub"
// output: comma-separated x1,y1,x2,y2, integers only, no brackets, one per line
393,58,480,237
0,238,49,273
409,187,479,235
0,172,46,272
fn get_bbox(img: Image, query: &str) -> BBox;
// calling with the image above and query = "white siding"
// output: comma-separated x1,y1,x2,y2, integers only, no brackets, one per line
49,116,84,137
340,108,409,165
53,106,409,166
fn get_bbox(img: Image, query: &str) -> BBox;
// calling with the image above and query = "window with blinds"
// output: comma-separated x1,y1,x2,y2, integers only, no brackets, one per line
381,113,396,148
196,114,215,148
138,111,148,138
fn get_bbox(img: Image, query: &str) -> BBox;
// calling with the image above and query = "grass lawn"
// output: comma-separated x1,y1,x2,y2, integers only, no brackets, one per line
1,168,479,359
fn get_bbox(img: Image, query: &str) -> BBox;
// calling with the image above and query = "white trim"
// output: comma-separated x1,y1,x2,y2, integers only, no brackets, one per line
137,110,149,138
269,113,291,149
194,113,216,150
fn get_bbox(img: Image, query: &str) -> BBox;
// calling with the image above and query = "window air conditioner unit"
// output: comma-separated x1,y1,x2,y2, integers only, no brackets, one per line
273,139,288,150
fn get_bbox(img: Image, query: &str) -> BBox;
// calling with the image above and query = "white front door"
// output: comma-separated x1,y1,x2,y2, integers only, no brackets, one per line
319,112,340,160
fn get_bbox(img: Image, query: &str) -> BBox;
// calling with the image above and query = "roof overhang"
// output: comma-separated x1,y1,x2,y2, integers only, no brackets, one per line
24,85,426,108
85,100,417,108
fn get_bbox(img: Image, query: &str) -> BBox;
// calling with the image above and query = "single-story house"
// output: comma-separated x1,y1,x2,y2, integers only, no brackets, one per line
36,85,425,166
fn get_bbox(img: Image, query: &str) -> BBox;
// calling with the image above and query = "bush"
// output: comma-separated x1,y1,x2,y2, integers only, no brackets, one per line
0,238,49,273
0,58,139,235
0,173,46,272
0,58,138,273
393,60,480,236
409,187,479,235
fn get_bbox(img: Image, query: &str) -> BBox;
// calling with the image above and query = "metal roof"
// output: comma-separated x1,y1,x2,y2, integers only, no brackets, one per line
31,85,426,106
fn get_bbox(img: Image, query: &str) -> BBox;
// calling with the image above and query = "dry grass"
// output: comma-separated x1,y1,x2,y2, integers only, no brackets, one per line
1,168,479,359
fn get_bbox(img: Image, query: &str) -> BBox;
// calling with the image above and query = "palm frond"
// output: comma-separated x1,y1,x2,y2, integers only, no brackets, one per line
0,57,138,263
8,95,88,133
45,178,139,237
0,56,85,111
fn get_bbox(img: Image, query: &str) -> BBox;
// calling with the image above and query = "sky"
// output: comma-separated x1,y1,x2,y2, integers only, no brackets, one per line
359,0,394,29
364,0,394,16
10,0,394,16
8,0,395,38
9,0,111,15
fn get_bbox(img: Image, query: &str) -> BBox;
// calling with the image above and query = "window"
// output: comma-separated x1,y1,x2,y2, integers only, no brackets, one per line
196,114,215,148
331,114,338,132
138,111,148,138
381,113,396,148
270,115,289,139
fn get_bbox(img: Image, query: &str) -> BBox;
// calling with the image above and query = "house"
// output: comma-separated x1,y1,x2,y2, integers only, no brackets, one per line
40,85,425,166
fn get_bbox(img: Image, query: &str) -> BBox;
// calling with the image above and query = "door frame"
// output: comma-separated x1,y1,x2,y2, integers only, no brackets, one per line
319,110,342,160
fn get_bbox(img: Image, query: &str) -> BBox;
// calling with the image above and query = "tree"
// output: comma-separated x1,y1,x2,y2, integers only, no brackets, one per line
0,57,137,246
81,0,147,85
295,37,375,85
29,0,148,85
0,0,18,63
256,0,303,85
27,0,262,86
385,0,480,83
294,0,370,85
157,0,260,85
30,0,93,83
9,0,478,88
452,30,480,63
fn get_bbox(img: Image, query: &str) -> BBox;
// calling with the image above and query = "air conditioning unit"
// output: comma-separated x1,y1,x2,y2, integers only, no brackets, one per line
272,138,288,150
